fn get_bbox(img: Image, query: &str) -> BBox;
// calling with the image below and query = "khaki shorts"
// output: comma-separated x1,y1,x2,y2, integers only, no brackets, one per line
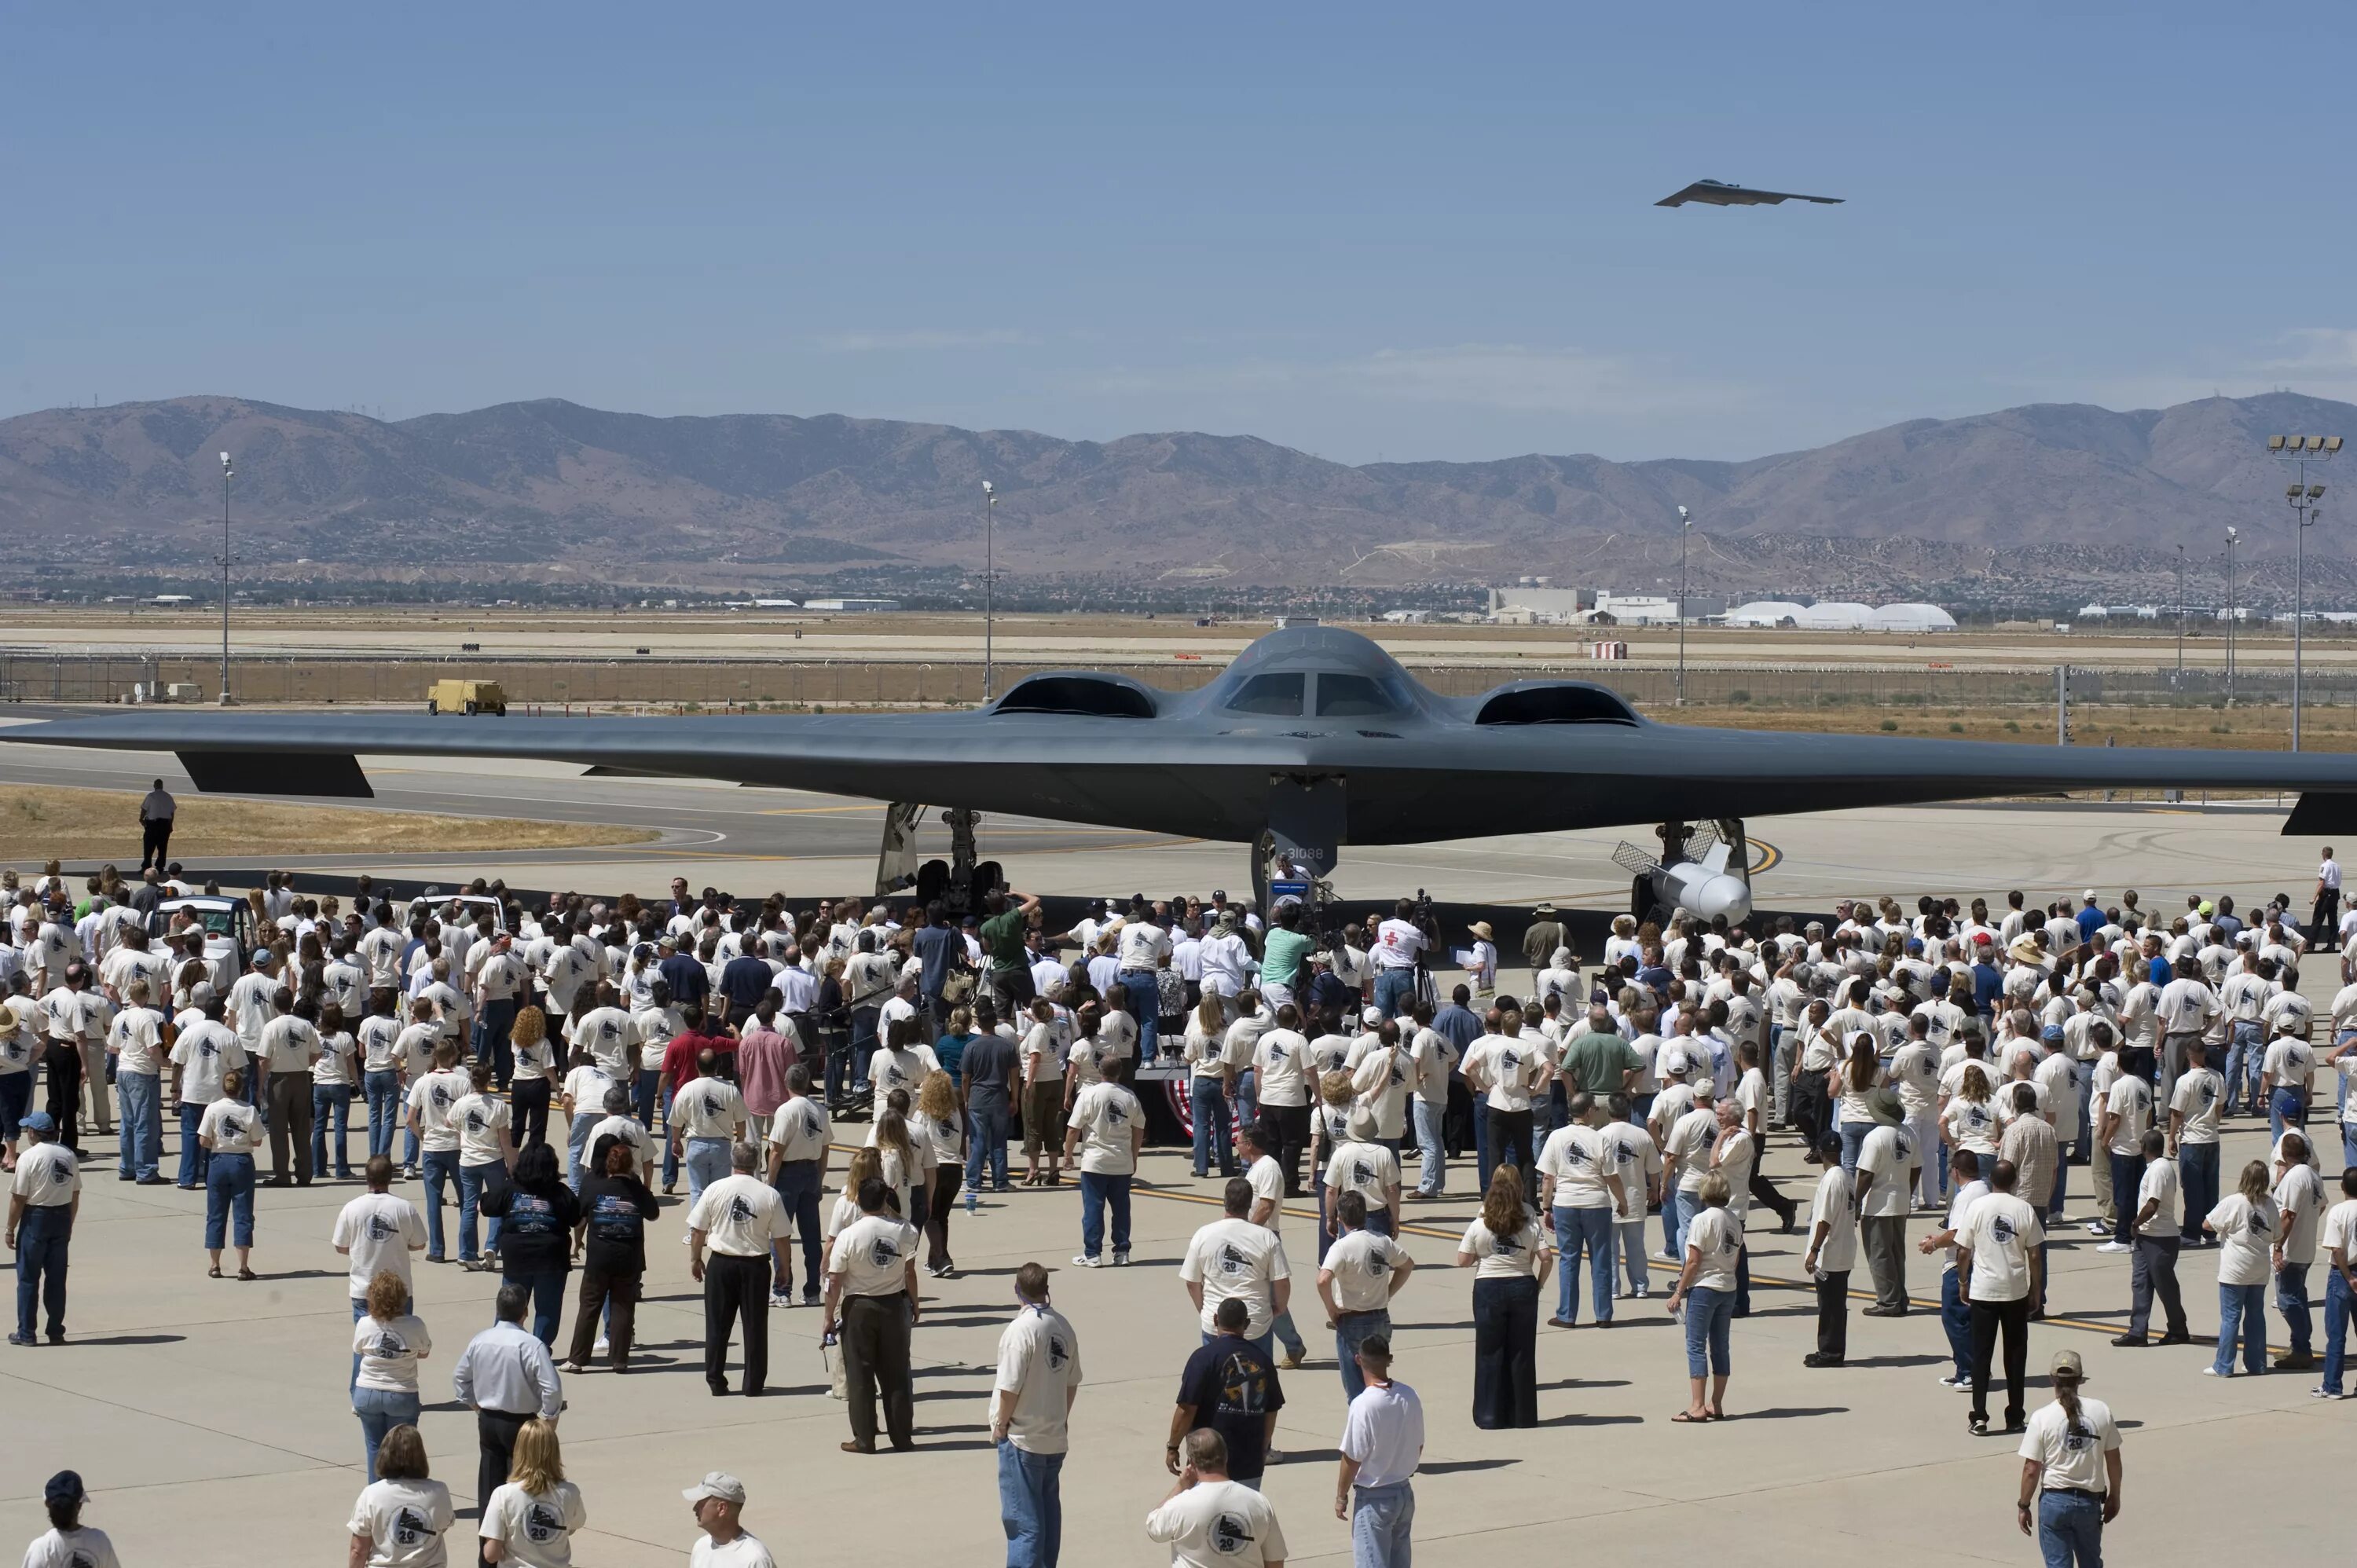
1023,1079,1065,1155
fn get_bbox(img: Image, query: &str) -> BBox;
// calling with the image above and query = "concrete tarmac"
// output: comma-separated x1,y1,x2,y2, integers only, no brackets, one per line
0,749,2348,1564
0,1095,2342,1566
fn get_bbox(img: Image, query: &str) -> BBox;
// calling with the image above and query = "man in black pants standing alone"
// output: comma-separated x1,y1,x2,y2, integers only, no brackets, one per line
137,779,174,873
687,1141,789,1396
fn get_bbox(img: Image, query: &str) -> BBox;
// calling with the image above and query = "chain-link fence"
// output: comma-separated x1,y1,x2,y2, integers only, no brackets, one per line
2,650,2353,713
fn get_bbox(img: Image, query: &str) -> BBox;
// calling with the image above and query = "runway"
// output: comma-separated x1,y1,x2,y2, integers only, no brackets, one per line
0,734,2327,939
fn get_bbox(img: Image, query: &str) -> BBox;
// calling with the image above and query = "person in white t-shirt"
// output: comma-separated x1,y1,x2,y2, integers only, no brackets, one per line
2014,1349,2121,1561
332,1155,427,1380
350,1267,434,1482
684,1471,775,1568
24,1469,120,1568
1801,1130,1857,1366
1181,1178,1292,1351
1316,1189,1413,1403
991,1262,1081,1564
1064,1058,1144,1267
2114,1128,2188,1347
478,1417,585,1568
345,1423,453,1568
2202,1158,2282,1378
1955,1159,2045,1434
1144,1428,1288,1568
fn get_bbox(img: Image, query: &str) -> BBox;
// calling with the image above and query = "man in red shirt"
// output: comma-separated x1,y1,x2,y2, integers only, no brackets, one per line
657,1002,738,1193
734,991,798,1122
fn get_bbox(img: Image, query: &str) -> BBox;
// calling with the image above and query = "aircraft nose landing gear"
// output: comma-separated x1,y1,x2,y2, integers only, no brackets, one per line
874,803,1002,919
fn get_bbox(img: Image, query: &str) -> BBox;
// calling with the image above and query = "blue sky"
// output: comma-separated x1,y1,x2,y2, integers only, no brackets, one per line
8,2,2354,463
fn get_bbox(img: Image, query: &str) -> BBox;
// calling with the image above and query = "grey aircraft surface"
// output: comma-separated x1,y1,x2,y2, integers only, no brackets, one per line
5,624,2352,921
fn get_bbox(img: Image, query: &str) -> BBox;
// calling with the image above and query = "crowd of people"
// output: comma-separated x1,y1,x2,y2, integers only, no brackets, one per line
7,847,2357,1566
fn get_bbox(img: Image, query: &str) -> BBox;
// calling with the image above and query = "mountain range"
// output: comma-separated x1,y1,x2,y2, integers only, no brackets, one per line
2,390,2351,595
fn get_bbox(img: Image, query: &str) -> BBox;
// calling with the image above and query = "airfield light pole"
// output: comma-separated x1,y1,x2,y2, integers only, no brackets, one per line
218,452,233,705
2224,526,2238,705
1677,504,1692,706
2174,544,2186,672
2271,434,2341,751
981,480,997,700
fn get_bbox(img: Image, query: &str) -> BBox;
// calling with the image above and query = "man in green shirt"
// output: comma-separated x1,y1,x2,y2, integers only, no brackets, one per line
1259,903,1315,1009
978,888,1042,1007
1560,1006,1641,1101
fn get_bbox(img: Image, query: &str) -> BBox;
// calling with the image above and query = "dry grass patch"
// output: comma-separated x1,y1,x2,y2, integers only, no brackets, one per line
0,786,654,864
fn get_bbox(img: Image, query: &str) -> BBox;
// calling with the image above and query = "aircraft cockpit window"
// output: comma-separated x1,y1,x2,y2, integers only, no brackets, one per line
1226,672,1305,716
1313,673,1405,717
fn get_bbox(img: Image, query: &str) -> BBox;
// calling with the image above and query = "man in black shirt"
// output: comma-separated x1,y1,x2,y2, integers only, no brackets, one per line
961,1011,1021,1199
1168,1297,1285,1489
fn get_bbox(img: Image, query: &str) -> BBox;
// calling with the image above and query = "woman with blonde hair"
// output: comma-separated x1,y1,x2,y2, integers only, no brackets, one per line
1666,1171,1741,1422
871,1101,917,1224
1941,1063,2000,1165
823,1146,885,1263
1182,992,1238,1179
1834,1035,1883,1175
507,1006,559,1149
2201,1158,2281,1377
913,1070,965,1277
1455,1163,1551,1429
350,1268,431,1482
478,1418,585,1566
198,1065,262,1280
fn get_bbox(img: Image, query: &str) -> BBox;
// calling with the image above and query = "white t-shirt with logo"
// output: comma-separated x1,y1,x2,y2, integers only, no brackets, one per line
1807,1164,1859,1275
993,1303,1083,1454
198,1097,265,1156
687,1173,786,1257
335,1191,427,1297
1957,1192,2044,1301
1178,1215,1289,1338
408,1068,470,1152
1537,1123,1615,1210
2018,1398,2119,1493
829,1212,918,1298
1321,1228,1408,1313
20,1526,123,1568
1065,1081,1142,1175
10,1141,80,1207
479,1482,586,1568
346,1477,453,1568
352,1312,434,1394
2206,1193,2280,1287
1144,1477,1288,1568
671,1078,746,1141
1684,1204,1742,1291
108,1004,167,1075
1458,1215,1546,1280
2135,1157,2182,1236
451,1092,511,1167
2169,1068,2224,1145
169,1018,245,1105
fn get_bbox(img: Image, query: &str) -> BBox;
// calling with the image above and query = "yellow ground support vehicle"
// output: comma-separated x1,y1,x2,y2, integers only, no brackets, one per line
426,678,507,716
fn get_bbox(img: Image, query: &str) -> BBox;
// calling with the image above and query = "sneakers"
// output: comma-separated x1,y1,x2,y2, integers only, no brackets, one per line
593,1337,610,1356
2110,1335,2147,1348
1111,1251,1131,1267
2309,1386,2351,1399
5,1334,35,1347
1968,1414,1989,1436
1071,1254,1103,1268
2084,1219,2111,1237
1937,1375,1969,1390
1278,1348,1303,1370
2094,1241,2131,1255
1802,1352,1844,1368
2200,1365,2230,1377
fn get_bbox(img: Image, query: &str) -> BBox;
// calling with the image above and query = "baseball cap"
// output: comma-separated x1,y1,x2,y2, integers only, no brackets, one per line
43,1471,85,1509
1361,1006,1384,1027
2048,1348,2086,1379
2083,889,2099,903
682,1471,746,1505
21,1111,54,1134
1691,1075,1717,1099
189,981,217,1006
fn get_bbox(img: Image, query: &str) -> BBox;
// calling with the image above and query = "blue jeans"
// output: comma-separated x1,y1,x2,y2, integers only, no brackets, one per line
773,1160,824,1296
2176,1141,2218,1245
204,1152,255,1250
2269,1086,2305,1146
2216,1280,2266,1375
2278,1263,2311,1355
1270,1306,1305,1361
456,1159,505,1262
1672,1189,1705,1256
634,1066,662,1129
1189,1076,1235,1177
1373,968,1417,1020
1838,1121,1871,1175
2324,1269,2353,1394
566,1108,596,1193
996,1441,1064,1568
1349,1479,1415,1568
1120,973,1160,1058
849,1006,880,1094
312,1083,354,1178
505,1265,567,1346
1336,1308,1392,1401
2344,1123,2357,1176
1940,1268,1970,1379
1077,1171,1131,1259
420,1149,460,1258
13,1202,70,1339
1413,1100,1446,1196
364,1070,401,1161
682,1136,730,1200
473,998,517,1088
1552,1206,1615,1324
2107,1152,2144,1233
1682,1284,1732,1376
353,1385,420,1482
966,1105,1010,1196
1619,1218,1651,1295
115,1071,163,1180
2036,1489,2103,1568
2223,1021,2263,1113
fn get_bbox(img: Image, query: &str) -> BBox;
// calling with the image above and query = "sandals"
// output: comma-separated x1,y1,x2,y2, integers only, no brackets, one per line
236,1267,257,1282
207,1265,222,1279
1671,1410,1708,1423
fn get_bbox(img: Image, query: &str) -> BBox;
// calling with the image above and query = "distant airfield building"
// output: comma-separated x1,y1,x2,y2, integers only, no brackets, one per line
1725,599,1956,632
1489,586,1952,631
801,597,900,613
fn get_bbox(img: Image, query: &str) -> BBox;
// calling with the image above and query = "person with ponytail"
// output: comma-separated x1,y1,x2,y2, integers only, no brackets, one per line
2015,1347,2122,1566
23,1469,116,1566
